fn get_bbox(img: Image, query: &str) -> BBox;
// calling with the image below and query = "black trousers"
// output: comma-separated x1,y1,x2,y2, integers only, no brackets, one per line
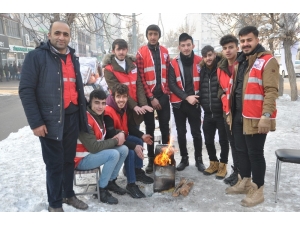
224,120,239,170
232,110,266,188
203,113,229,163
173,101,202,159
143,94,170,157
39,111,79,208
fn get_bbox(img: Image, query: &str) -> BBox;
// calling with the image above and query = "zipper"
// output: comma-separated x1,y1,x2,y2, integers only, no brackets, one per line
208,71,213,118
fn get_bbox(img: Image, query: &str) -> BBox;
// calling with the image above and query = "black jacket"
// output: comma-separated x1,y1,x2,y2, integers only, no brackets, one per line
19,41,88,140
199,56,223,116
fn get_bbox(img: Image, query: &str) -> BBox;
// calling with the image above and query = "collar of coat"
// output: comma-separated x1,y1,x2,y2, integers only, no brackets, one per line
102,53,136,70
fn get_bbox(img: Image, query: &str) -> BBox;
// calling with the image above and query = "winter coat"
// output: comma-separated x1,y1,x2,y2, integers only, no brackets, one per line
199,55,223,116
227,46,279,134
19,41,89,140
103,53,147,125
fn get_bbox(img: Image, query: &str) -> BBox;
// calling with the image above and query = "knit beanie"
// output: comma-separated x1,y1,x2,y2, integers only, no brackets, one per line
146,24,161,39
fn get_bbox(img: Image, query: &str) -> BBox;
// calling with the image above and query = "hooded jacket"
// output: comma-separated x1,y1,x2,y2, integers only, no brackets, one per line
19,41,88,140
103,53,147,125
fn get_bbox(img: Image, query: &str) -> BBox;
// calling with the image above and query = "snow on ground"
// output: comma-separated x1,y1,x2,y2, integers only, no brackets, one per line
0,95,300,220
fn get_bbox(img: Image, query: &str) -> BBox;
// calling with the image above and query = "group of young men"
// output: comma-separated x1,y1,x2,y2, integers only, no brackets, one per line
19,20,278,212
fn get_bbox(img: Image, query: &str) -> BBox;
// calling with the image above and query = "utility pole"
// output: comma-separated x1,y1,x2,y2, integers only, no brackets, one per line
132,13,137,54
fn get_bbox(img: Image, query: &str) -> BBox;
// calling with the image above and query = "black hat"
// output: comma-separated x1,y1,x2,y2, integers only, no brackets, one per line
146,24,161,39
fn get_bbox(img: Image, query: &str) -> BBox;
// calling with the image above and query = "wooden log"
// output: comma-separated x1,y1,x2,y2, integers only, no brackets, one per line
172,178,187,197
179,180,194,197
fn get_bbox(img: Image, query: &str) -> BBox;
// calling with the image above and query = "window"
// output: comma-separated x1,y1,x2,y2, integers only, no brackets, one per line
0,18,4,34
22,27,34,41
6,19,20,38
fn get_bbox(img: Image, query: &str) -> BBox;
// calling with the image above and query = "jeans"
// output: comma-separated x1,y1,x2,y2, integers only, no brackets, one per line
124,135,144,183
39,111,79,208
173,101,203,159
232,110,267,187
143,94,170,157
76,145,128,188
203,113,229,163
224,119,239,170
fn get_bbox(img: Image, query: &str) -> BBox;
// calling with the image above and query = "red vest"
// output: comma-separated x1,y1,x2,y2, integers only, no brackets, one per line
74,111,106,168
105,64,138,102
169,55,202,103
104,105,128,137
62,54,78,108
217,63,237,115
137,45,168,94
243,54,277,119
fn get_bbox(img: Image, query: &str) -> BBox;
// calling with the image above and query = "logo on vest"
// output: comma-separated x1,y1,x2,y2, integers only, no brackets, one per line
163,53,168,62
252,58,265,70
131,68,137,74
197,64,201,73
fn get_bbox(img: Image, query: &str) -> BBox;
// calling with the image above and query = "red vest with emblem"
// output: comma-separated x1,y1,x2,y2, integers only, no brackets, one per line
169,55,202,103
74,111,106,168
105,64,138,102
243,54,277,119
217,63,237,115
137,45,168,94
62,54,78,108
104,105,128,137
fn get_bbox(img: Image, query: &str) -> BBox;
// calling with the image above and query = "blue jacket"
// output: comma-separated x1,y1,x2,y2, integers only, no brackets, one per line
19,41,88,140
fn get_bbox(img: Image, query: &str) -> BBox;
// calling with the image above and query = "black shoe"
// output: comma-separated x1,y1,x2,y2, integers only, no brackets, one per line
176,156,189,171
106,179,126,195
48,206,64,212
195,157,206,172
126,183,146,198
224,166,239,186
135,168,154,184
99,188,118,204
62,196,88,210
145,157,154,174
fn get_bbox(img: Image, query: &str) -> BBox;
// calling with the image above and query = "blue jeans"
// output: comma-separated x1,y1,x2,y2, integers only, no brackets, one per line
76,145,128,188
124,135,144,183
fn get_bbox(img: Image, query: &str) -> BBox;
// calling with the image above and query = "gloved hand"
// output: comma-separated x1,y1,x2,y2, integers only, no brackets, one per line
258,116,271,134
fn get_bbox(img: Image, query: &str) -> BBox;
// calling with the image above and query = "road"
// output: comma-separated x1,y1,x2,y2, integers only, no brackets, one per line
0,80,28,141
0,77,299,141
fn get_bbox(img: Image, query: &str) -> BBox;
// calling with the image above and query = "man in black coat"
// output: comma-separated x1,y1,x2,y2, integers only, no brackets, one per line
199,45,229,180
4,63,9,81
19,20,89,212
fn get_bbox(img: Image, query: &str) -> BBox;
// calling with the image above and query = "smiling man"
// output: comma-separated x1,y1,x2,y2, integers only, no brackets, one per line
225,26,279,208
168,33,205,172
19,20,89,212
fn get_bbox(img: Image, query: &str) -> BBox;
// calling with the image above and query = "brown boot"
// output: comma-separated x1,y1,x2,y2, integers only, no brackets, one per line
216,162,227,180
225,174,251,194
240,183,264,207
203,161,219,175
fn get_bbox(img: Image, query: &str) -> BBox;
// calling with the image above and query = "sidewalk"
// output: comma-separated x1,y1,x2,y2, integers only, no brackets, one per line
0,79,20,96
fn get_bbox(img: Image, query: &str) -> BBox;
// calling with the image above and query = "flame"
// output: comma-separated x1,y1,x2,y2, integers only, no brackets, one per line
154,138,174,166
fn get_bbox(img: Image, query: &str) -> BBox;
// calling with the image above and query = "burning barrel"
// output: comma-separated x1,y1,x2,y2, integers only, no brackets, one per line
153,144,176,192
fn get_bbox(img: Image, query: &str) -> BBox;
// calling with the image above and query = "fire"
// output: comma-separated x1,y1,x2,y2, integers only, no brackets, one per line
154,144,174,167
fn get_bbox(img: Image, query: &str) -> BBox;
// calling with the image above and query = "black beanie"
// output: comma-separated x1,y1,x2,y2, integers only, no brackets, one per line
146,24,161,39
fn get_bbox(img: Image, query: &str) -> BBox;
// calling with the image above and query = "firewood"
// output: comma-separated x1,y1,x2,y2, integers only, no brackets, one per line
179,180,194,196
172,178,187,197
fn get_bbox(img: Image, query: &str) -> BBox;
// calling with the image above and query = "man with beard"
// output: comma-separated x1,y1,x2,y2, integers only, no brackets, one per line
168,33,205,172
19,21,89,212
104,83,154,198
136,24,170,174
225,26,278,207
199,45,229,180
